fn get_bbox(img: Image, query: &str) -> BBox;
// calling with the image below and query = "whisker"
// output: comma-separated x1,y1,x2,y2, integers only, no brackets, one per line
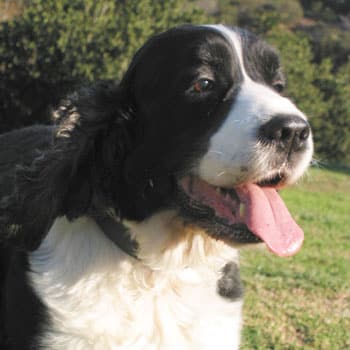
311,157,322,168
209,150,224,155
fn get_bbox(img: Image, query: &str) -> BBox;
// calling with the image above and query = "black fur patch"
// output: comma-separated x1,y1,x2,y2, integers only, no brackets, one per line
239,28,285,90
94,213,139,258
217,262,244,301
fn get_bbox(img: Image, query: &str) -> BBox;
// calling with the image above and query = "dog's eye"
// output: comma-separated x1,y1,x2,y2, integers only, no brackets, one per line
272,80,284,93
192,79,214,93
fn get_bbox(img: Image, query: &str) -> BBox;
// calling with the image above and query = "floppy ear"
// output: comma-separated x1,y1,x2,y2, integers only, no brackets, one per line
0,82,135,251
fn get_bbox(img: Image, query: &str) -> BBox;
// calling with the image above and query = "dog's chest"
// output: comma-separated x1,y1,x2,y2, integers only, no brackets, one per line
29,217,242,350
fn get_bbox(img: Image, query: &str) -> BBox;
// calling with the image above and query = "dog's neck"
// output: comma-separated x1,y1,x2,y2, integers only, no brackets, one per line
122,210,239,272
94,213,139,259
92,208,240,270
29,215,243,350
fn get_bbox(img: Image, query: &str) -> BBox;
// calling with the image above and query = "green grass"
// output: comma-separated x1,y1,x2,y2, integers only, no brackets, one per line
240,167,350,350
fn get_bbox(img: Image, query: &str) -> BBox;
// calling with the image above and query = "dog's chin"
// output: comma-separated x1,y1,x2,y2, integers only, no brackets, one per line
176,174,304,257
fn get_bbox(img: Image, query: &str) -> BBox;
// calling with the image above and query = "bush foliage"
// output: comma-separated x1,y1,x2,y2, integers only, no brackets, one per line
0,0,206,130
0,0,349,164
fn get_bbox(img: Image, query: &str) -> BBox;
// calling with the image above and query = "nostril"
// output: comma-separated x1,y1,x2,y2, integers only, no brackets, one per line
299,126,310,141
280,127,293,142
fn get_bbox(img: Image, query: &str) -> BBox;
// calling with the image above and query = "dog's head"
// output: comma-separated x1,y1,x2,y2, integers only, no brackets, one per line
5,25,313,255
115,25,313,257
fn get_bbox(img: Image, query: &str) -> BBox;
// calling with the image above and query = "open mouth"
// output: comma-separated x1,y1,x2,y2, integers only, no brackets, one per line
257,173,285,187
178,176,304,257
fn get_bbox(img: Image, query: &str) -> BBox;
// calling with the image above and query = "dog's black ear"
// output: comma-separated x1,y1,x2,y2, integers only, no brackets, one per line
0,82,134,251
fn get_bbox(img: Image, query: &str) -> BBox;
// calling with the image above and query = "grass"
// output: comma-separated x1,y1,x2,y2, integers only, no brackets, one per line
239,166,350,350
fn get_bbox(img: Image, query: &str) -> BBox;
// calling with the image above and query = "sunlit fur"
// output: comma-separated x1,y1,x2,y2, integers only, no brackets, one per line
30,215,241,350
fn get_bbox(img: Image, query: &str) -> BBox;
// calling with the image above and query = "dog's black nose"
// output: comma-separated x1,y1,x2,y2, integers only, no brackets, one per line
259,114,310,151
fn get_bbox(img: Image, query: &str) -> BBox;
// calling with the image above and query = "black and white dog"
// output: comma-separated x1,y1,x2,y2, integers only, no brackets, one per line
0,25,313,349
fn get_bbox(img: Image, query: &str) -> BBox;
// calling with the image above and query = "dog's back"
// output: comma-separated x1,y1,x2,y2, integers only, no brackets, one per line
0,125,53,348
0,126,53,196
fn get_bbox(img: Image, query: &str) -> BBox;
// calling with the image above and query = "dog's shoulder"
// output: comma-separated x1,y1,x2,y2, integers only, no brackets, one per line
0,125,53,196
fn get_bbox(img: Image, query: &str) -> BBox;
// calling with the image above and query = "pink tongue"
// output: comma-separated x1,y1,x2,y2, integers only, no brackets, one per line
236,184,303,257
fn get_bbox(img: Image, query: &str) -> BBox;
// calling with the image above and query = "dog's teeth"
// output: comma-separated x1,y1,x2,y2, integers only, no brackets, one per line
239,203,246,218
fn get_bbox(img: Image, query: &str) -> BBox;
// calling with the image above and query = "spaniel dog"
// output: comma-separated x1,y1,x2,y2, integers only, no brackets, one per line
0,25,313,350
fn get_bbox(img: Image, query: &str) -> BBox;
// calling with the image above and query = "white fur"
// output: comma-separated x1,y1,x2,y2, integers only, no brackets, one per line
29,215,242,350
198,25,313,187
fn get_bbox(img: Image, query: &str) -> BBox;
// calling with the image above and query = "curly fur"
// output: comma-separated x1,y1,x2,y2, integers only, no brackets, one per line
0,82,136,250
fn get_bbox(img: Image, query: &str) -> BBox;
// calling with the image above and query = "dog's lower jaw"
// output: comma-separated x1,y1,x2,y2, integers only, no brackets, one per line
29,215,243,350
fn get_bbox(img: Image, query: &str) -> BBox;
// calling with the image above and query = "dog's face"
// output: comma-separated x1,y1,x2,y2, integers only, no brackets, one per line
117,25,313,257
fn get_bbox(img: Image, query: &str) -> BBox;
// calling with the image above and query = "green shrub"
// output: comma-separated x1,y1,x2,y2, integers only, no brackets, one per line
218,0,303,33
267,27,350,164
314,59,350,164
0,0,207,131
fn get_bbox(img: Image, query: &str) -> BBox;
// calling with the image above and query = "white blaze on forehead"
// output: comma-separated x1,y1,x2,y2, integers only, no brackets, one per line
206,24,248,80
198,25,312,187
206,24,305,117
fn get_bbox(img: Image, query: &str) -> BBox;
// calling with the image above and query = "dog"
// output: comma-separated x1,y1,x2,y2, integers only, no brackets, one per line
0,24,313,350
